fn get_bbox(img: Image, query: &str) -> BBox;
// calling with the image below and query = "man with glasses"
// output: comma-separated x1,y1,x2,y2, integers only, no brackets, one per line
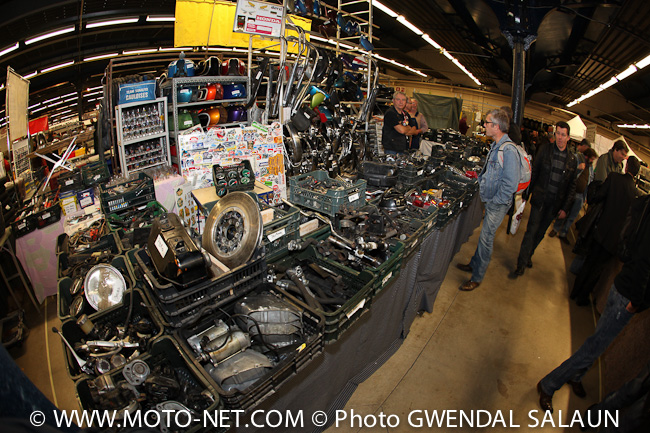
456,109,519,291
382,91,418,154
512,121,577,277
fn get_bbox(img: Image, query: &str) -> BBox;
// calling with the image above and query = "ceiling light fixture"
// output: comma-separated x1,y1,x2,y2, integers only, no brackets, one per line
599,77,618,90
41,60,75,73
122,48,158,55
84,53,119,62
85,86,103,92
636,54,650,70
616,64,637,81
146,15,175,22
617,124,650,129
396,16,423,35
310,35,329,43
373,1,398,18
159,47,191,52
25,26,75,45
0,42,19,57
86,17,139,29
24,71,38,79
422,34,441,50
84,90,102,97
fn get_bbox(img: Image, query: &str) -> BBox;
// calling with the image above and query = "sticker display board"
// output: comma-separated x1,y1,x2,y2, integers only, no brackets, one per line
233,0,284,37
177,122,286,204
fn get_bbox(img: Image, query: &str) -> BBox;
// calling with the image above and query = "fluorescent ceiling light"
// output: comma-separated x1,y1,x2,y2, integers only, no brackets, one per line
84,90,102,97
28,103,40,109
24,71,37,79
63,97,77,103
31,106,48,113
617,124,650,129
123,48,158,55
615,64,637,81
233,48,248,53
442,50,454,61
25,26,75,45
85,85,102,92
396,16,423,35
43,96,62,104
41,60,74,73
599,77,618,90
86,17,139,29
339,42,354,50
310,35,329,43
636,54,650,70
567,100,578,108
0,42,19,57
374,1,398,18
84,53,118,61
146,15,175,22
159,47,191,52
422,34,441,50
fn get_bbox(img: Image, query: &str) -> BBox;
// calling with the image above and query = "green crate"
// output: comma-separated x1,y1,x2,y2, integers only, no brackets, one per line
107,200,167,231
259,202,301,262
99,172,155,214
81,162,110,187
289,170,366,217
270,245,376,344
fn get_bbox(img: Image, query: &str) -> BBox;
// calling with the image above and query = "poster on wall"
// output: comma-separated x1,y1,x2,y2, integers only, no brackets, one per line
233,0,284,37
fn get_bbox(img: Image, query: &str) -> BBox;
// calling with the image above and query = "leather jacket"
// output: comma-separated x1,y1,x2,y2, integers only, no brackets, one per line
528,142,577,214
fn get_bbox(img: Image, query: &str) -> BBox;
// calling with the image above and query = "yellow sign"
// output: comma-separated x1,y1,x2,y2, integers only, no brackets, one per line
175,0,311,53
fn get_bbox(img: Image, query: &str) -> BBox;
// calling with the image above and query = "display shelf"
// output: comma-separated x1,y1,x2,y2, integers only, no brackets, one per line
115,97,171,177
173,98,247,109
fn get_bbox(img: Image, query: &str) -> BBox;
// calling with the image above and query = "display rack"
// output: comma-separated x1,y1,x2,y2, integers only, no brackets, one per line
115,97,170,176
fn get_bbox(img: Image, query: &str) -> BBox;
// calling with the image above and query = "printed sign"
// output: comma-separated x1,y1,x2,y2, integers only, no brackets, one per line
233,0,284,37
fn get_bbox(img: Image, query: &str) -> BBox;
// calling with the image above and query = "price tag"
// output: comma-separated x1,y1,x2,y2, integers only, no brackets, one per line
417,170,424,176
94,174,101,181
18,222,26,230
42,212,51,220
382,272,393,286
349,193,360,202
346,299,366,319
155,235,169,258
65,179,74,186
267,228,286,242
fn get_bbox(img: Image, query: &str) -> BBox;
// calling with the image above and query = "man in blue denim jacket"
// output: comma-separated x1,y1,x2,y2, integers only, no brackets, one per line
456,109,520,291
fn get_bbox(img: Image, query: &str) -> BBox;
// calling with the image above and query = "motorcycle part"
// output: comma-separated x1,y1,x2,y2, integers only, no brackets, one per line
52,326,91,374
76,314,95,335
123,359,150,386
206,350,273,392
202,192,263,269
221,58,246,76
147,212,209,287
235,292,303,348
222,83,247,99
189,321,250,365
168,53,195,78
84,264,126,311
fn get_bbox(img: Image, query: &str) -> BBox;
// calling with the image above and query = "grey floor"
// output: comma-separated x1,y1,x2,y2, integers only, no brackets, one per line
9,204,601,432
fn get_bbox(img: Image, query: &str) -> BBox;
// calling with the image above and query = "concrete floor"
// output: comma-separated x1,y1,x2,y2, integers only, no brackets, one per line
8,204,602,432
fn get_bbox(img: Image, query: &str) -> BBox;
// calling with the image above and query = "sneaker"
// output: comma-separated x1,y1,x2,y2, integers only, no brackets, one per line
548,229,557,237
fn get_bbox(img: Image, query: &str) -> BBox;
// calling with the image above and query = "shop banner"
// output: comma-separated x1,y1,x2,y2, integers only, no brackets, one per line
233,0,284,37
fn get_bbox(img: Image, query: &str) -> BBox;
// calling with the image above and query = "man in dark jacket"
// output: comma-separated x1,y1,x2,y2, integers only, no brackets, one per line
536,193,650,413
570,156,640,305
512,121,577,277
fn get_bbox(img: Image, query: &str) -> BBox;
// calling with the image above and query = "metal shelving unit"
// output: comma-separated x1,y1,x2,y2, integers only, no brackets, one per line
115,97,171,176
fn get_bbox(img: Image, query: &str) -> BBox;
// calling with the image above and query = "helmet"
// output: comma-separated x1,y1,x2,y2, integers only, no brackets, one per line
221,58,246,76
178,111,194,130
227,106,247,123
223,84,247,99
198,108,221,126
177,87,193,103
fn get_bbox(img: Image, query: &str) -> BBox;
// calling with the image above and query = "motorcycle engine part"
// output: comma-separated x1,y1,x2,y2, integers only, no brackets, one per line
145,374,180,402
206,350,273,392
76,314,95,335
89,373,116,396
283,123,303,164
147,212,209,288
221,58,246,76
235,292,303,348
111,353,127,369
84,264,126,311
227,105,247,123
189,321,250,365
222,83,246,99
69,295,85,317
122,359,150,386
95,358,112,375
202,192,263,269
70,277,84,296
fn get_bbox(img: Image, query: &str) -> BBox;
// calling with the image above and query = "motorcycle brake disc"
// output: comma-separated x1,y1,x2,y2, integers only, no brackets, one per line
202,192,263,268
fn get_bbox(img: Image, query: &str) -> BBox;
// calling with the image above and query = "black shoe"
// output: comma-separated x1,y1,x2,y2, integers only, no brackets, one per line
537,381,553,413
559,236,570,245
567,380,586,398
527,259,533,268
548,229,558,237
515,266,525,276
456,263,472,273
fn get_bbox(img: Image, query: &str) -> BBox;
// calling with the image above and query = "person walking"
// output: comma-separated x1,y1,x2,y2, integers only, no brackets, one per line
512,121,577,277
456,109,520,291
536,193,650,413
570,156,641,306
594,140,629,184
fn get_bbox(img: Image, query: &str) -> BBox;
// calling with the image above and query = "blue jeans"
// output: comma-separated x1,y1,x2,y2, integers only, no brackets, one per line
469,201,511,282
540,285,634,396
553,195,584,237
